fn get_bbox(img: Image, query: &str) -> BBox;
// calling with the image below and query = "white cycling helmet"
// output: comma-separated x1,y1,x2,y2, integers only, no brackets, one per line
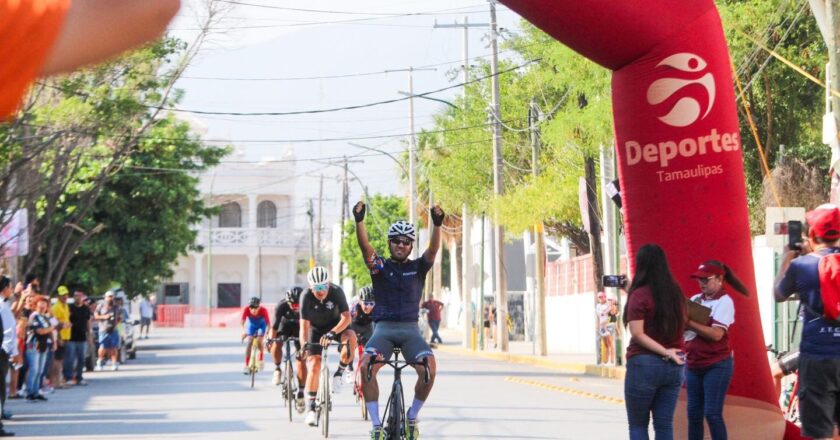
387,220,416,241
307,266,329,286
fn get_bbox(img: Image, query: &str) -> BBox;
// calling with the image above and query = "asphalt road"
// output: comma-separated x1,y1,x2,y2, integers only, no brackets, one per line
6,327,627,439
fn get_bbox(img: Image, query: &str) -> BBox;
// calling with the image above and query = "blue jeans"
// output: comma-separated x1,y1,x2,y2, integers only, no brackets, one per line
686,357,733,440
40,348,53,387
63,341,86,382
429,320,442,343
25,348,48,397
624,354,684,440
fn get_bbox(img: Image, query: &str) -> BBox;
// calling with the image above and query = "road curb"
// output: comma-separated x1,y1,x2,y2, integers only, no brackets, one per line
433,344,626,379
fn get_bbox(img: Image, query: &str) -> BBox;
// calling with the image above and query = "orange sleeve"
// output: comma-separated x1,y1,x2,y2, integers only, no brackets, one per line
0,0,72,120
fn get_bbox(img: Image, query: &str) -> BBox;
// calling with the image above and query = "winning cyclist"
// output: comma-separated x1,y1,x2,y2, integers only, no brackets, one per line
241,296,270,374
300,266,357,427
354,200,443,440
350,286,376,347
269,286,306,412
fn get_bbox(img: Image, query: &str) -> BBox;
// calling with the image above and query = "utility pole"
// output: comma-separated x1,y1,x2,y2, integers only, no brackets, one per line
339,156,349,283
530,98,548,356
317,174,324,258
386,67,436,258
307,199,315,268
489,0,508,352
434,16,487,350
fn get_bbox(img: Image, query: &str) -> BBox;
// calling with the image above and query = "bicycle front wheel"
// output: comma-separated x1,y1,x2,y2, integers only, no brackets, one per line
285,361,294,421
321,369,330,438
388,382,404,439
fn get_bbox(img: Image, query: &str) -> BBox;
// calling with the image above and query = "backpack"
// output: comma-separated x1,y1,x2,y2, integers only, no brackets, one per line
816,252,840,321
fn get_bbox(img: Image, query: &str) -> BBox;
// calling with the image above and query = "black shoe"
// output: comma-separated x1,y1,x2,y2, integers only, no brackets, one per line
0,429,14,436
24,395,35,401
2,410,12,420
34,395,47,401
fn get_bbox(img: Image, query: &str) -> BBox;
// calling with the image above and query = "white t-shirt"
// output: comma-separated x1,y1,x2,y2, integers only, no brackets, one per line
596,302,610,325
684,292,735,342
139,300,154,319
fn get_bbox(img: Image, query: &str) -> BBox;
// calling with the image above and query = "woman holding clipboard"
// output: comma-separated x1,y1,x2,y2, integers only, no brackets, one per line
685,261,750,440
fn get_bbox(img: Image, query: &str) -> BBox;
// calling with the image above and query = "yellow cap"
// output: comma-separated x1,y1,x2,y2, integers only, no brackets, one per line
57,285,69,296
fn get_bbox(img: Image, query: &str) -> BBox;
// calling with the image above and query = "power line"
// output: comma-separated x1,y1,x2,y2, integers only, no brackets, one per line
215,1,485,16
158,60,537,116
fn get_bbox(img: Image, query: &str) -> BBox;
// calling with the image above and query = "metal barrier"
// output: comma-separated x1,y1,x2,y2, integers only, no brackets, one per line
156,304,278,328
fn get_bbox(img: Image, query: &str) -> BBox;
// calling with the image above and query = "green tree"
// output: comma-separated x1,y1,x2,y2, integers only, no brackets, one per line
63,115,228,296
339,194,407,289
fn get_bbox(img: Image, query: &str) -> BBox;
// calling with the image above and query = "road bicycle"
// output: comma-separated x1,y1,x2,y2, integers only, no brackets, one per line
367,347,430,440
353,341,368,420
306,341,344,438
269,336,301,421
245,336,261,389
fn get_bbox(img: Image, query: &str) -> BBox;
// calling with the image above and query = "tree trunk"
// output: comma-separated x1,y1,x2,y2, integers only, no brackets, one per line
585,157,605,292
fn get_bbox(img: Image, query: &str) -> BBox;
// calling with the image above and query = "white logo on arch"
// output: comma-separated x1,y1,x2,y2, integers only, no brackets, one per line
646,53,716,127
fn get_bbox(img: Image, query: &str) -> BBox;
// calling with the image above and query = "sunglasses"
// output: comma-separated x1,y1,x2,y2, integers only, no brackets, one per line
313,283,328,291
363,301,375,307
249,306,259,310
698,276,716,284
390,238,413,246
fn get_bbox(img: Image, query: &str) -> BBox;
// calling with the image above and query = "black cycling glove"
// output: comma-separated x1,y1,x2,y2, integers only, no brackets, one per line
353,202,366,223
431,206,445,227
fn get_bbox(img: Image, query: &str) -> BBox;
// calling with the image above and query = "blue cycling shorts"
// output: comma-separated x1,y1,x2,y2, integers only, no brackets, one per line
245,320,267,337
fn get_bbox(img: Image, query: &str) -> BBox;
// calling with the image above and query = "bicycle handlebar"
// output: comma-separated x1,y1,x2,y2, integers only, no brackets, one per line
366,354,430,384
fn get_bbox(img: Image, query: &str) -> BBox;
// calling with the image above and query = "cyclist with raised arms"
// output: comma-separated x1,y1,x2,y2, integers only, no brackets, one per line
350,286,376,347
241,296,270,374
354,200,444,440
269,286,306,412
300,266,357,427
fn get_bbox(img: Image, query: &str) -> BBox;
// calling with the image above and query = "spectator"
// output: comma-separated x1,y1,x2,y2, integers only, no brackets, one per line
94,292,120,371
483,301,496,347
139,295,154,339
776,204,840,440
64,291,91,386
0,277,15,435
25,296,54,401
50,285,71,389
623,243,686,440
596,291,610,365
40,305,58,394
685,260,747,440
0,0,182,120
603,293,621,366
421,294,445,344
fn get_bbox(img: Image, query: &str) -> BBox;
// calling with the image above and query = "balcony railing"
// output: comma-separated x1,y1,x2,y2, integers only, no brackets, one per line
196,228,305,248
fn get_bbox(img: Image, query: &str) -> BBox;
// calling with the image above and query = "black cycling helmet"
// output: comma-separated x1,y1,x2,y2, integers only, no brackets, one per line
286,287,303,304
359,286,374,302
248,296,261,308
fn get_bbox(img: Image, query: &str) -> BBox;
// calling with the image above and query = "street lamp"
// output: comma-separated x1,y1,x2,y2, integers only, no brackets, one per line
347,142,407,174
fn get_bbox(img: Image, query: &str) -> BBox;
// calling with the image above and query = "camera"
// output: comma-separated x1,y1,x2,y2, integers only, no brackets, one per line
787,220,803,251
603,274,627,288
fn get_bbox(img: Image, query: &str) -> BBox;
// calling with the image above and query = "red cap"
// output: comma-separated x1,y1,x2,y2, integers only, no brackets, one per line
806,204,840,240
690,263,725,279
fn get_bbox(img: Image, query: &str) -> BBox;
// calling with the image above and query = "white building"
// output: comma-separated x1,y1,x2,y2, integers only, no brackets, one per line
158,151,308,307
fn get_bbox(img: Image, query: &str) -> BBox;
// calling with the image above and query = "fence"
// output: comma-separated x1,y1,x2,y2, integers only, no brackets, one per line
545,254,630,296
156,305,277,328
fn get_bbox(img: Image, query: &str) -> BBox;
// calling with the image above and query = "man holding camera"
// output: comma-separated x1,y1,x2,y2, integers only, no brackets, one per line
775,204,840,440
94,292,121,371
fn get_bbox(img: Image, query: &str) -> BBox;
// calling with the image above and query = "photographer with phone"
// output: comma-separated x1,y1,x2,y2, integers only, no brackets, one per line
685,260,749,440
622,244,686,440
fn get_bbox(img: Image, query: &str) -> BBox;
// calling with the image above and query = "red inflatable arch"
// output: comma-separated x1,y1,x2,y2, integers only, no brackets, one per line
499,0,791,438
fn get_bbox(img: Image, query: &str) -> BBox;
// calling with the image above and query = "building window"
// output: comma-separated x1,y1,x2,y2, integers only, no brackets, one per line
257,201,277,228
219,202,241,228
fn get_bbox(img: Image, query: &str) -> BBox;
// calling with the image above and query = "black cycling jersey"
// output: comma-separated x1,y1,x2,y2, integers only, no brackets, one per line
300,284,349,331
352,303,373,327
272,299,299,331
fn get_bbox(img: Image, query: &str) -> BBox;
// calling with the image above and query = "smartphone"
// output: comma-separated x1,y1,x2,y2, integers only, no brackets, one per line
788,220,803,251
603,274,627,288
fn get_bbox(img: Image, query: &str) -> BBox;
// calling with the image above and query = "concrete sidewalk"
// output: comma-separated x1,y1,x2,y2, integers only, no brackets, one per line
433,327,626,379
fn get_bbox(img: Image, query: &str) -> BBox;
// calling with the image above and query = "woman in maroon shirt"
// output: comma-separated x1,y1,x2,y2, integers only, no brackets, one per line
623,244,687,440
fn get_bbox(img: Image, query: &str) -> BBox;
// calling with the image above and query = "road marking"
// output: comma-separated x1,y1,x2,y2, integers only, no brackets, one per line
505,376,625,405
